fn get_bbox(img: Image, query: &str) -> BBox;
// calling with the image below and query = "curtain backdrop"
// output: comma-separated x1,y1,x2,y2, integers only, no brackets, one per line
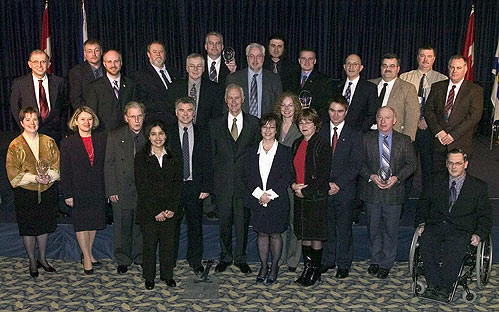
1,0,498,132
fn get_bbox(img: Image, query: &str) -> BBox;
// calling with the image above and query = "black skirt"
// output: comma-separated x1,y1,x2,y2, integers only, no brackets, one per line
13,186,57,236
293,196,327,240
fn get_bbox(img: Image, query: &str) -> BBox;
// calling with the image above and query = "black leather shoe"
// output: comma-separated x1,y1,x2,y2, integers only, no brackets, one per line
319,265,335,274
422,287,439,300
145,280,154,290
368,264,379,276
265,267,279,285
288,266,296,272
215,261,230,272
84,268,94,275
165,279,176,287
376,268,390,279
117,264,128,274
29,266,39,278
301,266,321,287
37,260,56,272
295,264,313,285
192,265,204,275
256,265,269,283
335,268,349,279
235,263,252,274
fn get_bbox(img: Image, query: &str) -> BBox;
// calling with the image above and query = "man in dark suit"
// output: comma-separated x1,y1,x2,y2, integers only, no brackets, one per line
165,53,223,128
359,106,417,279
263,34,300,92
417,149,491,300
210,84,260,274
168,96,213,275
10,49,66,143
104,101,146,274
336,54,378,132
318,95,363,278
424,55,483,172
69,39,104,109
202,31,236,85
85,50,136,132
134,41,179,124
226,43,282,118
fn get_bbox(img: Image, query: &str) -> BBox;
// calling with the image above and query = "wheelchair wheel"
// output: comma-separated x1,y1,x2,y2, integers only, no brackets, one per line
462,290,476,302
408,227,421,275
476,234,493,288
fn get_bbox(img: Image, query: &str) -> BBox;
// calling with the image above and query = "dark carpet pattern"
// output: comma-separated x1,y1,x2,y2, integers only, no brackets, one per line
0,257,497,311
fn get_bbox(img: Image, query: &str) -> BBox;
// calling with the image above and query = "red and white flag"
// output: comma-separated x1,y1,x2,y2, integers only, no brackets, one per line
461,6,475,81
41,1,53,74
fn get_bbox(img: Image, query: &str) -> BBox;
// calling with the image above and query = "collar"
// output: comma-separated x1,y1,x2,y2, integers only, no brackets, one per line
229,111,242,120
248,68,262,76
257,139,278,155
330,120,345,133
346,76,360,85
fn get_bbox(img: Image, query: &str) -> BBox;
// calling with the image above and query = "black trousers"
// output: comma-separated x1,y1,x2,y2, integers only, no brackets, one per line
179,181,203,267
414,128,433,197
141,221,176,281
217,195,250,264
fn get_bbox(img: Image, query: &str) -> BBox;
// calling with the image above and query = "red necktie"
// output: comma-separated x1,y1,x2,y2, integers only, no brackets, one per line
331,127,338,155
38,79,49,120
444,85,455,120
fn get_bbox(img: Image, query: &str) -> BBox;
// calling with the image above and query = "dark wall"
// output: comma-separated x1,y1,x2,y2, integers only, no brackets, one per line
1,0,498,132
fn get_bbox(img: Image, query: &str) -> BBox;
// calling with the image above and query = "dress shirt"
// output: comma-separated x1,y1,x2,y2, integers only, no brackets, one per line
91,64,103,78
301,71,312,85
248,68,263,117
106,73,121,90
32,74,51,112
445,78,465,108
399,69,447,99
227,111,243,137
151,63,172,88
449,172,466,201
256,139,278,191
330,120,345,143
207,55,222,79
178,123,194,181
378,130,393,167
151,147,168,168
377,78,396,108
342,76,360,98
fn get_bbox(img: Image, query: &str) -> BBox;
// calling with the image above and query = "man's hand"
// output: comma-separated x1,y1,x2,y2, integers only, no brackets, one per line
471,234,481,246
418,119,428,130
417,226,424,237
65,197,74,207
441,133,454,145
225,60,237,73
383,176,398,189
109,195,119,203
199,192,209,200
328,182,340,195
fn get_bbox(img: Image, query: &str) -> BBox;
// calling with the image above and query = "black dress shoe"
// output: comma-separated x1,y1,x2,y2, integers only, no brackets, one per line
265,267,279,285
335,268,349,279
37,260,56,272
117,264,128,274
235,263,252,274
215,261,230,272
145,280,154,290
84,268,94,275
256,265,269,283
288,266,296,272
165,279,176,287
376,268,390,279
319,265,335,274
29,267,39,278
192,265,204,275
367,264,379,276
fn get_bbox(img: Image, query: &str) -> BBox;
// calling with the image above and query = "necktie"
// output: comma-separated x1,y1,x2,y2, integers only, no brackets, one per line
301,74,308,88
331,127,338,156
133,134,139,156
182,127,190,180
249,74,258,117
449,180,457,212
38,79,49,120
444,85,456,121
273,62,278,74
418,74,426,118
381,135,390,171
113,80,119,99
378,82,388,107
160,69,171,89
231,117,238,141
209,61,217,82
344,82,352,104
94,68,103,79
189,84,197,105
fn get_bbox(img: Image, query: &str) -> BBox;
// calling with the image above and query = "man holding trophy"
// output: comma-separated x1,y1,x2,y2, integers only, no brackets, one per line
359,106,416,279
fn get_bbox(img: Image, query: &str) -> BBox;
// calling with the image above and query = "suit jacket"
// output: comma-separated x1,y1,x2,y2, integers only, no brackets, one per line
209,112,260,202
10,73,66,142
165,78,224,128
359,130,417,205
225,68,282,117
417,173,491,240
336,79,378,132
84,75,136,132
168,123,213,195
370,77,420,141
424,79,483,155
134,63,179,123
263,56,301,93
68,61,103,109
202,57,231,86
319,122,363,200
290,69,334,116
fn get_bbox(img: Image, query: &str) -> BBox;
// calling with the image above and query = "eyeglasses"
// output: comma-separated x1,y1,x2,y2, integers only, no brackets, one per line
298,120,314,125
382,64,398,69
345,62,360,67
127,114,144,121
187,65,203,70
446,161,465,167
262,126,276,130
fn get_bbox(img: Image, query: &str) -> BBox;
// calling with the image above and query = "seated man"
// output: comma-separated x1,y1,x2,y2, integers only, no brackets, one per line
417,149,492,300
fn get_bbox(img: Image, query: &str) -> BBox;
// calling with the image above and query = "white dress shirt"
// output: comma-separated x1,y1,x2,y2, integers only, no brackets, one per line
252,139,280,206
330,120,345,144
207,55,222,79
32,74,51,112
151,63,172,88
342,76,360,99
227,111,243,137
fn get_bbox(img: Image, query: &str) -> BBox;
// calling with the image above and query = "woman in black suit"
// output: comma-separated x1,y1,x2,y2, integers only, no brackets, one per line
60,106,106,274
245,113,292,284
291,108,331,287
134,121,182,290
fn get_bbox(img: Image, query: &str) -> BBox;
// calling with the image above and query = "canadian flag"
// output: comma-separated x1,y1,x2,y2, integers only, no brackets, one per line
461,6,475,81
41,1,53,74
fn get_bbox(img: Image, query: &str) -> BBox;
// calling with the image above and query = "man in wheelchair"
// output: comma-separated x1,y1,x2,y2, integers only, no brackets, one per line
416,149,492,301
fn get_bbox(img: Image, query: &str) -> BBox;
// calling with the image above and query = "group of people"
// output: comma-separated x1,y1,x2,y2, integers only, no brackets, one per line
6,30,491,296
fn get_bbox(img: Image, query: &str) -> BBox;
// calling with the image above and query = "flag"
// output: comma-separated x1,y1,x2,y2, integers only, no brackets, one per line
461,6,475,81
40,0,53,74
492,38,499,122
79,0,88,63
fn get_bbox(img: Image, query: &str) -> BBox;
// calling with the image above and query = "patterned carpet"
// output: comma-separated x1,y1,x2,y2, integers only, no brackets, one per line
0,257,497,311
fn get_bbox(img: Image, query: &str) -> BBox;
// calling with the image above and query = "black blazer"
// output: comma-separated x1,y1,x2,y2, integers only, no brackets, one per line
134,63,179,124
165,78,224,128
202,57,231,86
84,75,137,132
290,69,334,116
263,56,301,93
417,173,492,240
167,124,213,195
10,73,66,142
60,132,107,211
134,148,183,225
336,79,378,132
68,61,103,109
319,122,363,200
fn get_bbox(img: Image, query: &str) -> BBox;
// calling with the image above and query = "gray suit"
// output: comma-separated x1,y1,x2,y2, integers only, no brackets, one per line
226,68,282,117
104,125,144,266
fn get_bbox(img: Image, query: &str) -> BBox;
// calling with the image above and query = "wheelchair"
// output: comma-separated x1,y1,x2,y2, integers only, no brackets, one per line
408,226,493,303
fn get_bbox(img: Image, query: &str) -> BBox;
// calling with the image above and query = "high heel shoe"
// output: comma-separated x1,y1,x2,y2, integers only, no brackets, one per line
29,267,39,278
256,265,269,283
84,267,94,275
37,260,56,272
81,254,102,266
265,267,279,285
